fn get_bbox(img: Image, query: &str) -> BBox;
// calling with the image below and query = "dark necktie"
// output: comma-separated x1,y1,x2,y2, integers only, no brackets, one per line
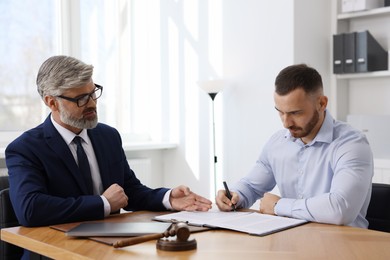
73,136,93,194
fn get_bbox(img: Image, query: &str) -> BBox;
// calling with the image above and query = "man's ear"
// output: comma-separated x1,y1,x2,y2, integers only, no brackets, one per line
318,95,328,111
44,96,59,111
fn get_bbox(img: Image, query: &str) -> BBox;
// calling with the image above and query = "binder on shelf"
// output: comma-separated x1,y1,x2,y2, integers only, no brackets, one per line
332,31,388,74
333,34,344,74
343,32,356,73
355,30,388,72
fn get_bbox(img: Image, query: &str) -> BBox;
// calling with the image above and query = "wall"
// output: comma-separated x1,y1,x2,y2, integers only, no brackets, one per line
162,0,332,201
222,1,294,186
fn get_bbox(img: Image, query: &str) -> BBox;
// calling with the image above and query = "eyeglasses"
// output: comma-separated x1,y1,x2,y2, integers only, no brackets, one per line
56,84,103,107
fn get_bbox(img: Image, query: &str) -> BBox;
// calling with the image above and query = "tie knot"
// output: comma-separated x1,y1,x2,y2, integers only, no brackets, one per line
73,136,83,145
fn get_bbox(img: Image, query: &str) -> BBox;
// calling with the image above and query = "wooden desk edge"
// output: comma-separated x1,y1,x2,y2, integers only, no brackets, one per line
2,227,91,260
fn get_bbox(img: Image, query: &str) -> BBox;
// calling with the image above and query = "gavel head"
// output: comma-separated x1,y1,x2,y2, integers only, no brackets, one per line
174,222,190,242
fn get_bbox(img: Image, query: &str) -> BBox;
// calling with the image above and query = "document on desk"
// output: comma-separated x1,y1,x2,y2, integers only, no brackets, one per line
153,210,308,236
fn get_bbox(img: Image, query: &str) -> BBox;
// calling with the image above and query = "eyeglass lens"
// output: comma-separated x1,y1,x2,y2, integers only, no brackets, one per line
78,87,102,106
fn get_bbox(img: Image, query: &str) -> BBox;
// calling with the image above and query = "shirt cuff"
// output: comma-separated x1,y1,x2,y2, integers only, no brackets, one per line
101,195,111,217
162,189,173,210
274,198,294,217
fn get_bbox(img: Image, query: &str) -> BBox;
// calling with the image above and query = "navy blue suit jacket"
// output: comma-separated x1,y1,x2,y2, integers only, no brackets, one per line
5,115,168,227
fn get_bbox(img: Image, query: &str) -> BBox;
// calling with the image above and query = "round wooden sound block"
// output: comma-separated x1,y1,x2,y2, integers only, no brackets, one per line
156,238,197,251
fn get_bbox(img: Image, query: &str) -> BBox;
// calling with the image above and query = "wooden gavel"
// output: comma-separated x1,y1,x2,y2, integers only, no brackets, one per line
113,222,190,248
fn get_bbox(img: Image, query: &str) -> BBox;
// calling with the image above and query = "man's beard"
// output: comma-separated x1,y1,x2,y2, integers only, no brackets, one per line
289,110,319,139
58,102,98,129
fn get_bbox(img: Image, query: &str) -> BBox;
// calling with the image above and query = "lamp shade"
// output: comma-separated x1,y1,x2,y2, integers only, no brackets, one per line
198,80,224,100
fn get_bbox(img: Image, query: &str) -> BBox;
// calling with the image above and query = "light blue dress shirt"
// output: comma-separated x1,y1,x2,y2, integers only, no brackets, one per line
232,111,373,228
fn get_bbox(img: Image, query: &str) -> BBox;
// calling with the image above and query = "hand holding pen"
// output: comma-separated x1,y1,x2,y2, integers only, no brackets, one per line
221,181,237,211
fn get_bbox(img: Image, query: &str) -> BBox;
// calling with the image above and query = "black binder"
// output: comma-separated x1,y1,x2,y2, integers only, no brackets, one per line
343,32,356,73
333,34,344,74
355,30,388,72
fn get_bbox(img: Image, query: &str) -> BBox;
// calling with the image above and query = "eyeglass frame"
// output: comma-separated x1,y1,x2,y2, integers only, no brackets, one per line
56,84,103,107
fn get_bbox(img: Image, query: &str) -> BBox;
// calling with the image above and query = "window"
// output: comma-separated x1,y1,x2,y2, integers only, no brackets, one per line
0,0,159,145
76,0,162,142
77,0,136,139
0,0,57,132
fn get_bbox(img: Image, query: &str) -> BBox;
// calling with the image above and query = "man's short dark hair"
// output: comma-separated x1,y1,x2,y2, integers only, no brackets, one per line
275,64,323,95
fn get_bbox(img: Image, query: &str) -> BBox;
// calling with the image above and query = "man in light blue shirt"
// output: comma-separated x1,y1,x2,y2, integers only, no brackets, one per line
216,64,373,228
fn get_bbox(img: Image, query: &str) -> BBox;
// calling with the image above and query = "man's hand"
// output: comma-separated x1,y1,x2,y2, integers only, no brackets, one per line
102,184,129,213
170,185,212,211
215,189,239,211
260,193,280,215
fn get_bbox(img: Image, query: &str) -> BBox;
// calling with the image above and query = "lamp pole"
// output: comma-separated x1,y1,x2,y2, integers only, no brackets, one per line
198,79,224,198
209,92,218,197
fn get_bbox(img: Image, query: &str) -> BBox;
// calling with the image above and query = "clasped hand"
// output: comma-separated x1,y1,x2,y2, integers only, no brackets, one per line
259,193,280,215
102,184,129,213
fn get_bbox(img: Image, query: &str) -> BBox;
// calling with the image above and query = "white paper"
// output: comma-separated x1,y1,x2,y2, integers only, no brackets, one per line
154,210,308,236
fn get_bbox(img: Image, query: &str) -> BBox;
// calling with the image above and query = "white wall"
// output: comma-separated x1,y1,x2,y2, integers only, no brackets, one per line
222,1,294,186
294,0,331,96
161,0,331,202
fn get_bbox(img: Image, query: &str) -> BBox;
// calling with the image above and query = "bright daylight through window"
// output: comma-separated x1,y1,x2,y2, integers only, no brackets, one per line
0,0,56,132
0,0,161,146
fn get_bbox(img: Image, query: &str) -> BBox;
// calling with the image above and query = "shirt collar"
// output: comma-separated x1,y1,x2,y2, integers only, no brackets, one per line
50,115,89,145
284,110,334,145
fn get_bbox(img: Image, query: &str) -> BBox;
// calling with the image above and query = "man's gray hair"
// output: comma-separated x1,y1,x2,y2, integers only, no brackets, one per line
36,55,94,99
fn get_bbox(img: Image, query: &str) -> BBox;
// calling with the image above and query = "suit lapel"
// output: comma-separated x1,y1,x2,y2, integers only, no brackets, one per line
43,116,90,194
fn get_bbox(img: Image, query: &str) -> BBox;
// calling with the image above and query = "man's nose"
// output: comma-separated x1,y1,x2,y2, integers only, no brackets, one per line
281,114,293,128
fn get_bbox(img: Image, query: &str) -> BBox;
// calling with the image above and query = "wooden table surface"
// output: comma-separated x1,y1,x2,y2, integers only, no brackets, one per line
2,211,390,259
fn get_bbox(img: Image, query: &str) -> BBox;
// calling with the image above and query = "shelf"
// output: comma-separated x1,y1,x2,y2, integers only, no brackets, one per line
335,70,390,79
330,0,390,125
338,6,390,20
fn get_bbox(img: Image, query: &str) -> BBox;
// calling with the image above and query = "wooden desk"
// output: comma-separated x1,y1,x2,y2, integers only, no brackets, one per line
2,211,390,259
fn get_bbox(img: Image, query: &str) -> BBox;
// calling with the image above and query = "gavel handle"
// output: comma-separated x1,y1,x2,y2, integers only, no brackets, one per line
113,233,164,248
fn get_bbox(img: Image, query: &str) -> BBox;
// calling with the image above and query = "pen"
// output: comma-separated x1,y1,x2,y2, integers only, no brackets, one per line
223,181,236,211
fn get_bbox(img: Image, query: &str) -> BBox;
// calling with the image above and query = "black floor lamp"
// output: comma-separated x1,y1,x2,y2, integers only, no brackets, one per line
199,80,224,196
